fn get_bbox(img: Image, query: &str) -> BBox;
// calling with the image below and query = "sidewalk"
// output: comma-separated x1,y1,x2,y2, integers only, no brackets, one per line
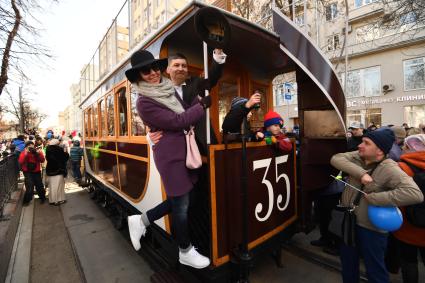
6,180,152,283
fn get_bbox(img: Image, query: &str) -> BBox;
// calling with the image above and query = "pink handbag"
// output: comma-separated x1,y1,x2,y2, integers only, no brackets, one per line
184,126,202,169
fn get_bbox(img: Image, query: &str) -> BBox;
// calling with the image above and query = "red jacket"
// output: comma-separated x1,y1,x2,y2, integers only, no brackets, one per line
394,151,425,247
18,149,45,173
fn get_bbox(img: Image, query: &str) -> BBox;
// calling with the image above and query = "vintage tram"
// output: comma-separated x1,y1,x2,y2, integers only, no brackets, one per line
80,1,347,282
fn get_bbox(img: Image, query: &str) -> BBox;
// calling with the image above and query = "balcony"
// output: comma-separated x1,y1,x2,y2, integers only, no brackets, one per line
349,2,383,24
327,25,425,60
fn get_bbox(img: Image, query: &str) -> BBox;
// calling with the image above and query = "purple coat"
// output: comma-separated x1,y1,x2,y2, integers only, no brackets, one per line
137,94,205,197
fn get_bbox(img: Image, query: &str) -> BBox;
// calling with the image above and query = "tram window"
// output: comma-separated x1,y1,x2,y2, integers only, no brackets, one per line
117,87,128,136
88,108,93,137
250,85,268,131
106,94,115,136
92,104,98,137
218,81,239,129
84,110,89,137
99,100,106,136
130,88,146,136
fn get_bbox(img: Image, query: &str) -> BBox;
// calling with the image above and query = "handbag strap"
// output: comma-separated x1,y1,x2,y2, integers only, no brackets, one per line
352,158,386,206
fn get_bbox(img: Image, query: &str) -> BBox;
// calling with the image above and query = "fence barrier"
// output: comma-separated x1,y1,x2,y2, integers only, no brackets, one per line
0,154,20,219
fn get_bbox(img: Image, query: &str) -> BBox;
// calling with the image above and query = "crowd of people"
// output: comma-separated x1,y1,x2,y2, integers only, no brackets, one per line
0,131,84,206
312,122,425,283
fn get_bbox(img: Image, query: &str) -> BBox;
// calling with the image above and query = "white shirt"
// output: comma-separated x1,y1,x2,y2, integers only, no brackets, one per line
174,82,186,100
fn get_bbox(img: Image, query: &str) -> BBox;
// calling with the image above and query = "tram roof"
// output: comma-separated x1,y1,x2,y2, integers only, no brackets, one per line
80,1,345,126
80,1,290,106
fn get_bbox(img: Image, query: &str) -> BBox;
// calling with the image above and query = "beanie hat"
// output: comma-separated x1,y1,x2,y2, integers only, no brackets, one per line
391,126,406,140
364,128,395,155
264,111,284,128
230,97,248,109
25,140,34,147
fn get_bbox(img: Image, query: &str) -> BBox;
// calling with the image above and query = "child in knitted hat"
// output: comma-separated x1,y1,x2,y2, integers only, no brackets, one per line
256,110,292,152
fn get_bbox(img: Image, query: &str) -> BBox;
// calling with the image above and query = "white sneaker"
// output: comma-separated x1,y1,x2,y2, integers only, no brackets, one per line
179,246,210,269
127,215,146,251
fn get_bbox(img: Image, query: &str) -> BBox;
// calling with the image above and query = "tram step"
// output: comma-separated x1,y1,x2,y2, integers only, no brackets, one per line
150,270,186,283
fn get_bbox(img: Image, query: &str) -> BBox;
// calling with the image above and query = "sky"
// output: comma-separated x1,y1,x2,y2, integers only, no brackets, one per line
8,0,126,128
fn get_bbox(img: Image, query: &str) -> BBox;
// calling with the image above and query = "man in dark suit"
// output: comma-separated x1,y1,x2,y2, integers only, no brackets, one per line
148,49,226,154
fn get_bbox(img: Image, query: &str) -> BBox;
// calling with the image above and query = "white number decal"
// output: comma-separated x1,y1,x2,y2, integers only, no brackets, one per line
253,156,291,222
253,158,274,222
275,155,290,211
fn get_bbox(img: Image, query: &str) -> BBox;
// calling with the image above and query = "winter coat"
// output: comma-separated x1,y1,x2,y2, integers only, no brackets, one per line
222,103,251,134
13,139,25,153
330,151,423,233
46,145,69,176
18,149,45,173
347,136,362,152
70,146,84,162
180,60,223,155
394,151,425,247
137,94,206,197
255,131,293,153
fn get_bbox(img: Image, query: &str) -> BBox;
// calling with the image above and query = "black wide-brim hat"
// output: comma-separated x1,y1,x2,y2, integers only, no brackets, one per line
194,7,231,49
125,50,168,83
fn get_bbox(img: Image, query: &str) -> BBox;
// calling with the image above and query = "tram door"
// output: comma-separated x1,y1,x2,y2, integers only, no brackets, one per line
211,63,272,143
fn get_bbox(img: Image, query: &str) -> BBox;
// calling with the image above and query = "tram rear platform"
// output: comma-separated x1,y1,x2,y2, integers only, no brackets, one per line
3,178,417,283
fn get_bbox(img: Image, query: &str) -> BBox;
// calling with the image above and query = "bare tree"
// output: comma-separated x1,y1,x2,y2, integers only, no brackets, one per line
1,88,46,133
0,0,55,96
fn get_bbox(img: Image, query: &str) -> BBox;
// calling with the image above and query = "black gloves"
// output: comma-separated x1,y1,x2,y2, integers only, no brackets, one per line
200,95,211,109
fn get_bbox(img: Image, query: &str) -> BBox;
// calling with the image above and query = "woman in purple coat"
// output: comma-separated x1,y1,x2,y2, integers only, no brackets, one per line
125,50,211,269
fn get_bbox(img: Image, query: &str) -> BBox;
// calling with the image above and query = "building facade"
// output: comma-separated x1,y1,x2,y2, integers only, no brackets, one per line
271,0,425,130
219,0,425,130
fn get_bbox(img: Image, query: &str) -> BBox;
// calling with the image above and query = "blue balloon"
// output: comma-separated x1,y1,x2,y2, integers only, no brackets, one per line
368,205,403,232
47,132,52,139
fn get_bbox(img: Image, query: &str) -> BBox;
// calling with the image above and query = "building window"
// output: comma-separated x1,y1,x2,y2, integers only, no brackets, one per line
404,105,425,128
354,0,378,8
404,57,425,91
294,12,304,26
341,66,381,98
325,3,338,21
327,34,340,51
347,108,382,128
356,23,380,43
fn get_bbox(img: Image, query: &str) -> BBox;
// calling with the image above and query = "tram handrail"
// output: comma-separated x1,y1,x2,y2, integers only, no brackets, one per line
0,154,19,219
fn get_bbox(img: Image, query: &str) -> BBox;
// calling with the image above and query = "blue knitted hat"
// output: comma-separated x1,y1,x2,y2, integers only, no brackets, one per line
231,97,248,109
364,128,395,155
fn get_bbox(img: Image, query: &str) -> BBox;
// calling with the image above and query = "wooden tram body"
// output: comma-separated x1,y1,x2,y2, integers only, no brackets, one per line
80,2,346,281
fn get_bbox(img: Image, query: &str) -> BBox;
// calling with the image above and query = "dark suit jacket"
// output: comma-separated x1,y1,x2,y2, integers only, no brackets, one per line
181,59,224,155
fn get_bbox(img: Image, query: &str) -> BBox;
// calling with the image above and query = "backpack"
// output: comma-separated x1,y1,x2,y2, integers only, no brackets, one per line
404,163,425,227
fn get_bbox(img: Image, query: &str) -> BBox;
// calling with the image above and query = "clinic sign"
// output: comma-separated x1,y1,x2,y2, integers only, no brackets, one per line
347,94,425,108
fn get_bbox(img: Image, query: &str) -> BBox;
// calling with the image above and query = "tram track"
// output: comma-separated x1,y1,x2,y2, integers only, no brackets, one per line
282,242,368,282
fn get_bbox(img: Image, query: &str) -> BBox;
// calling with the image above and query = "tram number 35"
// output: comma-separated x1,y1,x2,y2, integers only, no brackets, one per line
253,155,290,222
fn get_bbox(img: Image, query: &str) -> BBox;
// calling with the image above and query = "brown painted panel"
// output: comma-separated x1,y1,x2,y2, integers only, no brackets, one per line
97,141,116,151
84,148,95,172
96,151,119,188
118,156,148,199
213,144,296,259
117,142,148,158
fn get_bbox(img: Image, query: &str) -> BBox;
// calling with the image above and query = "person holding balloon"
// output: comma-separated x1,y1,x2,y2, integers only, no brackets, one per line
330,128,423,283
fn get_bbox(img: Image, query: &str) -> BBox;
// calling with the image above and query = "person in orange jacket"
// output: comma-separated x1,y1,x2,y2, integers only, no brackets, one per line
19,140,46,205
394,134,425,283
